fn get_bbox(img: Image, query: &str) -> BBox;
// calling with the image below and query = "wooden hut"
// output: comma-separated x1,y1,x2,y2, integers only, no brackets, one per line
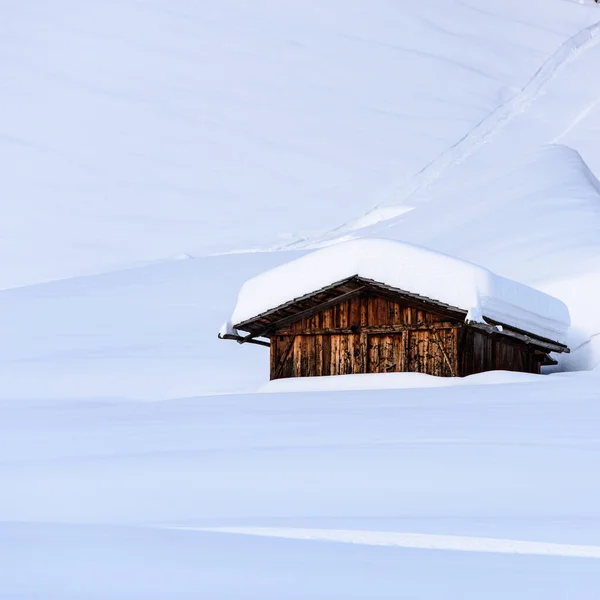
220,240,570,380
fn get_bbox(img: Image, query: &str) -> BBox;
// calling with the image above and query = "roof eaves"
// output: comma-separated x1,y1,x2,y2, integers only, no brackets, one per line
232,275,569,353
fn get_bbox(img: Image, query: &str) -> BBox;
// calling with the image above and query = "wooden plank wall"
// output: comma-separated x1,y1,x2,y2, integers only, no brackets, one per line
283,295,453,331
406,328,458,376
271,333,359,378
269,294,545,380
271,295,460,379
459,329,542,376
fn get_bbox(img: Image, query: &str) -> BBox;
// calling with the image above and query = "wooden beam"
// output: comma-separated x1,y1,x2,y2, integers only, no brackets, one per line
540,353,558,367
429,328,455,377
272,335,296,379
218,333,270,348
253,287,368,338
359,331,368,373
275,324,462,335
481,319,569,353
468,322,566,353
234,275,364,331
233,275,466,334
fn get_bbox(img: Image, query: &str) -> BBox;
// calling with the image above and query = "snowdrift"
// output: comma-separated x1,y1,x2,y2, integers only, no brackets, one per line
259,370,546,394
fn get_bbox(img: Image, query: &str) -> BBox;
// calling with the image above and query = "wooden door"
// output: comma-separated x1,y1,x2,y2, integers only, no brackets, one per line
406,329,457,376
367,333,405,373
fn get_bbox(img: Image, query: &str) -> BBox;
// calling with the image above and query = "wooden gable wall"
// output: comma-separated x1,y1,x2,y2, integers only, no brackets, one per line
269,294,462,380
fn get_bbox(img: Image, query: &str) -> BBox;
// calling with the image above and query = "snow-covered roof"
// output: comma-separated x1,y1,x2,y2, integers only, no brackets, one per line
224,239,570,345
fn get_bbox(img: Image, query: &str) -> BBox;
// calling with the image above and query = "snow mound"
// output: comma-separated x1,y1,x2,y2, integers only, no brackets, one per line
228,239,570,344
259,371,545,394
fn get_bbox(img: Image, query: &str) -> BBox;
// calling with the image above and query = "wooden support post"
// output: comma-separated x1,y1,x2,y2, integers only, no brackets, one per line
430,328,455,377
272,335,296,380
360,331,368,373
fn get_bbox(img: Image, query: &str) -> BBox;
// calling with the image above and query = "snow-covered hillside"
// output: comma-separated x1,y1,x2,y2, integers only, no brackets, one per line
2,1,600,598
1,0,599,287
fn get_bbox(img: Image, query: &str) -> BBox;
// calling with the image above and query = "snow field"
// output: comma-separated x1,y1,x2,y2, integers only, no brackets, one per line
2,1,600,598
3,376,600,597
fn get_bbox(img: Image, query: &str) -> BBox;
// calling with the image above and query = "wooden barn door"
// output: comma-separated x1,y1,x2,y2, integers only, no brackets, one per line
406,329,457,376
367,329,458,376
367,333,405,373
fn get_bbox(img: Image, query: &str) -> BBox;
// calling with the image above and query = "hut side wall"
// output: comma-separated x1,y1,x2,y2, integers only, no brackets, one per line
459,329,543,376
270,294,461,380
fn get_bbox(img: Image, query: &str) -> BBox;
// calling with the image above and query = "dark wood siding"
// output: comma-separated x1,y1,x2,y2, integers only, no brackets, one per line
459,329,543,376
272,333,363,378
283,295,455,331
269,293,547,380
406,327,459,377
367,333,404,373
271,294,462,379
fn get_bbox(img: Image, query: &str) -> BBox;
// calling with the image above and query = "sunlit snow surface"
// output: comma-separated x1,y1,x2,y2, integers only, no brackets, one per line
3,374,600,598
0,0,598,287
2,1,600,598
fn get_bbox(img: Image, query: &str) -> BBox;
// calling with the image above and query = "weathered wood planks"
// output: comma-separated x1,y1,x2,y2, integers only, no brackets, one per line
269,293,546,380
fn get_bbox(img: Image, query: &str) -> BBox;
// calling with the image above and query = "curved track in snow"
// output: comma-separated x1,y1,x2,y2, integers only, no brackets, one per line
327,17,600,238
180,527,600,560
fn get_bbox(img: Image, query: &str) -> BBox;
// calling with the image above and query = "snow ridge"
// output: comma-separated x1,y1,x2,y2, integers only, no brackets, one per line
179,527,600,560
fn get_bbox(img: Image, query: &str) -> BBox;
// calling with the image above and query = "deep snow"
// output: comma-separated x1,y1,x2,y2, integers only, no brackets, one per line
2,1,600,598
3,377,600,597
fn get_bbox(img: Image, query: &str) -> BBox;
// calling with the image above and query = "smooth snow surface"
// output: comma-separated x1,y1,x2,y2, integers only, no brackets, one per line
3,1,600,598
3,378,600,598
1,0,598,288
0,253,287,401
228,239,570,344
259,371,544,394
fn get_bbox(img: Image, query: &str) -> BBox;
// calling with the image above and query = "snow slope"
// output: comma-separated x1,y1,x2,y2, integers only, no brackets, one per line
1,0,598,287
0,252,289,401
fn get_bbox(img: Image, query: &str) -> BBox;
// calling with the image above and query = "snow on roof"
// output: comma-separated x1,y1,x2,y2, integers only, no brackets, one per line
224,239,570,344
